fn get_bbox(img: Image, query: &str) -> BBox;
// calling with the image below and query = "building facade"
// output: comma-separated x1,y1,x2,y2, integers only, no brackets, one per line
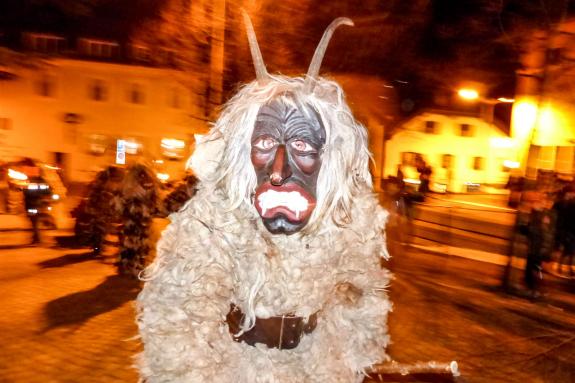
512,17,575,179
385,110,513,193
0,36,209,183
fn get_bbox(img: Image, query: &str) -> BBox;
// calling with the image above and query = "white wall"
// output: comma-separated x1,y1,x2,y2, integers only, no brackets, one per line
0,59,209,183
385,112,512,193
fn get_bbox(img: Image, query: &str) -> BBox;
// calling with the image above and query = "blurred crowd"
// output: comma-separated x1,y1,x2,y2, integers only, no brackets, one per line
509,170,575,296
72,163,198,278
0,158,198,278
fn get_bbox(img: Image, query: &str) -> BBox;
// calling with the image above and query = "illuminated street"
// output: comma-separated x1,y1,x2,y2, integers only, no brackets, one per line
0,236,573,382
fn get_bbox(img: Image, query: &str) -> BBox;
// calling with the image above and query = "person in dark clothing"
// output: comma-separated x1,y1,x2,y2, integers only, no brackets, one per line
555,188,575,277
117,163,160,277
161,174,199,216
20,159,50,245
74,166,124,254
524,193,555,297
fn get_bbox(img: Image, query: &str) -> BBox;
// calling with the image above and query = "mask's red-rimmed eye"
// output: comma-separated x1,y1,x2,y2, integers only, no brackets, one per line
253,137,277,151
290,140,315,153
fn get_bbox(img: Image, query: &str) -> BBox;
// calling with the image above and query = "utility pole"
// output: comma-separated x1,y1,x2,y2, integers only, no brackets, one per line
208,0,226,116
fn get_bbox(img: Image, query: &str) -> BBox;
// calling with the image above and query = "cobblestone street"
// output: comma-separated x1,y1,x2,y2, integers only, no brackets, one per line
0,246,140,383
1,240,574,382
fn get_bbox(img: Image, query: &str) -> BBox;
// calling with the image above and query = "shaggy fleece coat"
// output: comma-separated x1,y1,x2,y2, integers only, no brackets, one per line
137,185,391,383
137,75,391,383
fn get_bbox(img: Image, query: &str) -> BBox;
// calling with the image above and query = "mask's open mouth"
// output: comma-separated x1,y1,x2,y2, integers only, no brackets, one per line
255,183,316,223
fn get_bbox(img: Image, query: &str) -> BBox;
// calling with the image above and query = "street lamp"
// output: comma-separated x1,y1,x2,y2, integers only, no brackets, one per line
457,88,479,101
457,87,514,123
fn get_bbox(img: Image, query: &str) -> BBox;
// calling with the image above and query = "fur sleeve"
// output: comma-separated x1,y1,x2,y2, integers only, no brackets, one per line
136,213,236,382
321,202,392,375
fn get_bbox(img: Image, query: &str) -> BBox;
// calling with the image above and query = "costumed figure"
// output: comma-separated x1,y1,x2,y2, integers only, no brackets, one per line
137,14,391,383
161,173,199,216
74,166,124,253
117,163,160,277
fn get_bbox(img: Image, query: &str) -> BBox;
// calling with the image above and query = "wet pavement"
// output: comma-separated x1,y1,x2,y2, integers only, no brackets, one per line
382,250,575,383
0,241,573,382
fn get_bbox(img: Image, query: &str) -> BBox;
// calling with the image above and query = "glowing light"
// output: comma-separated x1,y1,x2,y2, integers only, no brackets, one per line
490,137,515,149
153,159,164,164
27,209,38,214
8,169,28,181
539,106,556,132
496,97,515,103
458,88,479,100
404,178,421,185
161,138,185,150
433,183,447,193
512,100,538,139
124,140,141,155
156,172,170,182
52,194,60,200
503,160,520,169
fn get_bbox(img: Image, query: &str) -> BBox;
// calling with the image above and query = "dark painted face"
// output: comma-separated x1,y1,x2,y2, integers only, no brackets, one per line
251,99,326,234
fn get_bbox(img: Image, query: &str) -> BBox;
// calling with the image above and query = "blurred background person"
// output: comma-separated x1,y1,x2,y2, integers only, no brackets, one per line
554,182,575,277
523,190,555,298
74,166,124,255
20,158,51,245
0,162,8,214
161,173,199,216
116,163,160,278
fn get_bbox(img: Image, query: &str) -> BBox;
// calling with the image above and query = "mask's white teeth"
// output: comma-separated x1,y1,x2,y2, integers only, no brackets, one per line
295,209,300,219
262,207,267,216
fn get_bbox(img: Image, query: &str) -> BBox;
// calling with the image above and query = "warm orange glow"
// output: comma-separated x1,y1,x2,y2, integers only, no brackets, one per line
458,88,479,100
503,160,520,169
156,172,170,182
161,138,185,150
496,97,515,103
8,169,28,181
511,100,538,139
539,106,556,132
490,137,515,149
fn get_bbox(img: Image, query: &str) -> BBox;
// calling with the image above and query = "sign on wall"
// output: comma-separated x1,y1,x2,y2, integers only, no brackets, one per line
116,139,126,165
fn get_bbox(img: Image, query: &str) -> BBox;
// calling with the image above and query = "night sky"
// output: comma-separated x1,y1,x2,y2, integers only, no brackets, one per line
1,0,573,112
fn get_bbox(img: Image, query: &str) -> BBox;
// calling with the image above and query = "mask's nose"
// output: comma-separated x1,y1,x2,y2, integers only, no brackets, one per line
269,145,292,186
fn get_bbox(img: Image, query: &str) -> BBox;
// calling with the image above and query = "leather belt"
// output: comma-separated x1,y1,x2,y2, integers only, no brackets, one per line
226,304,318,350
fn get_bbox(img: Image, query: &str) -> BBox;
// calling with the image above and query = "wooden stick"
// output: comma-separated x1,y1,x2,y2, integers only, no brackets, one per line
367,361,460,382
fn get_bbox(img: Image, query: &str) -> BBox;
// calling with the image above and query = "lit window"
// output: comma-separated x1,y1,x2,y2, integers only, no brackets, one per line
442,154,453,169
89,80,107,101
160,49,177,66
124,139,142,155
472,157,483,170
424,121,437,134
86,134,109,155
131,44,151,62
401,152,423,167
161,138,186,159
36,75,56,97
169,87,182,109
129,84,145,104
459,124,473,137
25,33,66,53
78,38,119,58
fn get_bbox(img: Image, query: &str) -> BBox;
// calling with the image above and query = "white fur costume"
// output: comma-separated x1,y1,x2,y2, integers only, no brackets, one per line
137,19,391,383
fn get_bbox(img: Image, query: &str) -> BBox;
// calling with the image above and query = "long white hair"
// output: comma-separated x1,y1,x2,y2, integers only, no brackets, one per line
189,74,372,235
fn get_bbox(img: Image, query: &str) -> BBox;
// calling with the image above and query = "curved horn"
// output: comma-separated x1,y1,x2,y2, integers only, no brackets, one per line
242,10,269,84
304,17,354,93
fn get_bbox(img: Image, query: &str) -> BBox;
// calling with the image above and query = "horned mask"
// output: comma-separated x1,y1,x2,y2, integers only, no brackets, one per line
189,12,372,236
